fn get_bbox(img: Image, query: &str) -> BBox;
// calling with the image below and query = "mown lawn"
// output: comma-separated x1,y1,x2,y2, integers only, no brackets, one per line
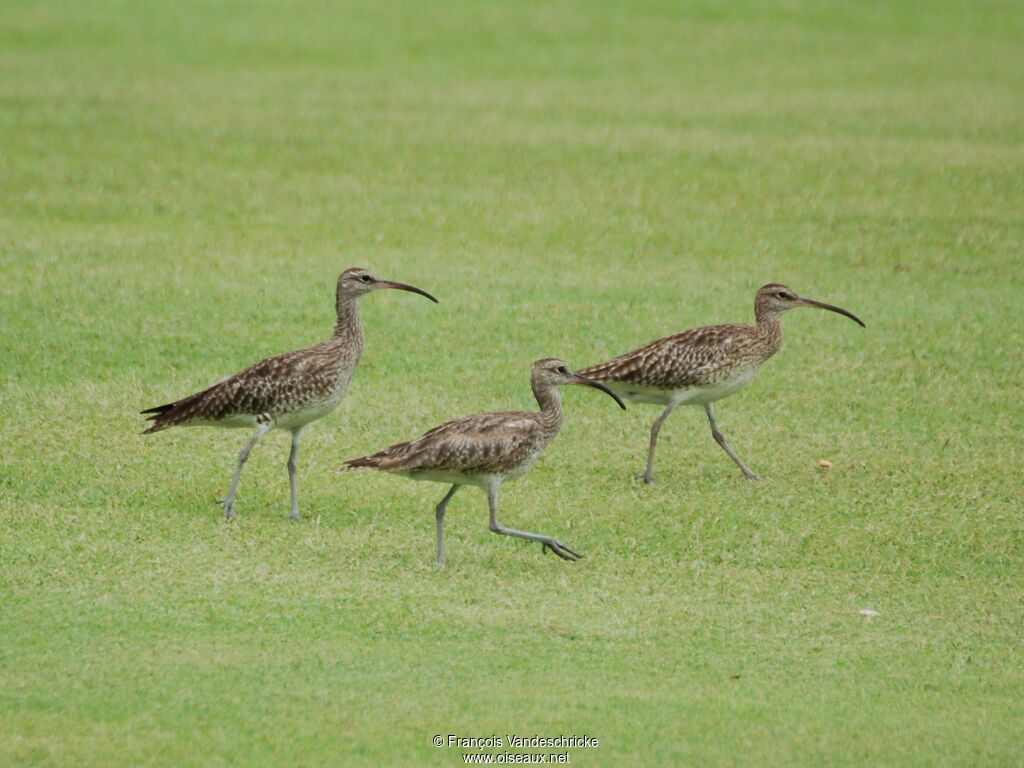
1,0,1022,764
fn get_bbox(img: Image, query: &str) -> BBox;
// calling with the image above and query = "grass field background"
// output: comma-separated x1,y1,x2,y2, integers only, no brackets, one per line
2,1,1022,764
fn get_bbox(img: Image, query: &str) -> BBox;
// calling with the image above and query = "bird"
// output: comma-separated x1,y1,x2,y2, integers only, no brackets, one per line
340,358,626,565
578,283,864,485
141,267,438,521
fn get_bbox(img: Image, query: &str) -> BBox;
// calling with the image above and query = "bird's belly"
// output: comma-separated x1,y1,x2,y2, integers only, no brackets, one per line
683,369,757,405
603,382,676,406
401,470,496,489
400,456,543,488
274,369,353,429
187,414,260,429
504,450,543,480
276,392,346,429
607,368,758,407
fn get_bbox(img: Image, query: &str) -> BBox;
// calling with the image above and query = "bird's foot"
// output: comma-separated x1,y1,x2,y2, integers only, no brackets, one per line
541,538,583,561
217,499,236,521
637,472,655,486
282,511,301,522
742,470,761,482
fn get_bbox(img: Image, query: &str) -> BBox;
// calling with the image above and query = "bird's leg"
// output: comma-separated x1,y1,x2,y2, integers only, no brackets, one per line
641,401,681,485
704,403,760,481
486,484,582,562
220,422,272,519
434,484,461,566
285,427,303,522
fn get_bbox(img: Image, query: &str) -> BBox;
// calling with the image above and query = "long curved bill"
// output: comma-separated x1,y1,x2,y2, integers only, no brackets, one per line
570,372,627,410
797,298,865,327
378,280,440,303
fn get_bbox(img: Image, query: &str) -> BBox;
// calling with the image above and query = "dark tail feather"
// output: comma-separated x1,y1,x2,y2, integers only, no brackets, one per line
141,402,175,417
340,442,421,472
340,455,384,471
140,401,184,434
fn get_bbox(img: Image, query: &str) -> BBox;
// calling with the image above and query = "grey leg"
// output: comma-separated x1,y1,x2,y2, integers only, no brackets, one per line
221,422,272,519
434,484,461,566
286,427,303,521
705,403,760,481
642,401,681,485
486,483,582,561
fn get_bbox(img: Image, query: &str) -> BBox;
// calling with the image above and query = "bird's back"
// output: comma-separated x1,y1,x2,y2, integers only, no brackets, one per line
580,323,773,391
345,410,555,476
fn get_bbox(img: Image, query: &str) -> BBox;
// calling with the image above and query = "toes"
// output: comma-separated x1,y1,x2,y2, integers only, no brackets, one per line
560,543,584,559
546,539,582,561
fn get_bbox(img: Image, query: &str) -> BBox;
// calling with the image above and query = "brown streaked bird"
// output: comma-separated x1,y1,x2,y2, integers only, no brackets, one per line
340,358,626,565
142,267,438,521
579,284,864,484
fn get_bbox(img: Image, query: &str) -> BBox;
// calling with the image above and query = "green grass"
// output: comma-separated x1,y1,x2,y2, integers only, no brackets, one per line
2,0,1023,764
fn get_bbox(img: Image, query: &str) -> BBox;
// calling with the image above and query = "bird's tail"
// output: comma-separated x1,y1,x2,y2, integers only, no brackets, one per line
140,402,177,434
338,456,384,472
140,395,202,434
339,445,415,472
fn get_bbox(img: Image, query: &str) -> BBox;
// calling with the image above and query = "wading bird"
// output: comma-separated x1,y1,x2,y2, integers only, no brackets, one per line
579,284,864,484
142,268,438,520
341,358,626,565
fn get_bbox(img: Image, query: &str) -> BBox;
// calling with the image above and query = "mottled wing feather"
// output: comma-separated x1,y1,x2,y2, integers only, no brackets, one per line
346,411,545,474
204,351,325,416
143,343,343,432
579,324,754,389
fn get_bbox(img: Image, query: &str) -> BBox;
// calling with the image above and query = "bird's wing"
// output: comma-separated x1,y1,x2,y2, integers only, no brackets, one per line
346,411,545,473
579,324,752,389
143,344,335,430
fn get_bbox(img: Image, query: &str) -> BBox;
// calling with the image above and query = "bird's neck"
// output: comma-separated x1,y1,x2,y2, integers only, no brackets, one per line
333,297,362,341
755,308,783,353
532,381,564,428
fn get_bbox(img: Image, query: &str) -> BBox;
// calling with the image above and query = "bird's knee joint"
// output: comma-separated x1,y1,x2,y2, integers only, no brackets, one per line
287,459,297,473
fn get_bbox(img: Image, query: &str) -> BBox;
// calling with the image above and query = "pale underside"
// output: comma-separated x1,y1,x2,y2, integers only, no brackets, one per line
394,449,543,490
602,366,758,407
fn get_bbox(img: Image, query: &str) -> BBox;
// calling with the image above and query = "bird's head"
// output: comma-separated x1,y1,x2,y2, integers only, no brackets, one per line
755,283,865,327
531,358,626,409
336,267,439,304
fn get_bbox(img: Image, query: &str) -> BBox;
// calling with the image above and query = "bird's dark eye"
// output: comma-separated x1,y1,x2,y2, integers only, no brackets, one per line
776,291,787,298
360,274,373,283
557,366,569,374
